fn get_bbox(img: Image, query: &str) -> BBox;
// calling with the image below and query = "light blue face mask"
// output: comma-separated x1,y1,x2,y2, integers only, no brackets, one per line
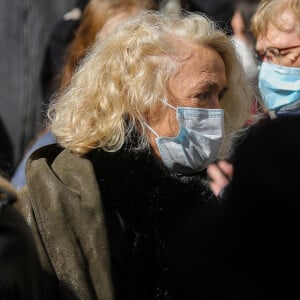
145,102,224,175
258,62,300,112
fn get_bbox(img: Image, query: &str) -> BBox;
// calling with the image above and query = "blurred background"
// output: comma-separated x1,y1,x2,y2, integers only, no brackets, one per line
0,0,77,174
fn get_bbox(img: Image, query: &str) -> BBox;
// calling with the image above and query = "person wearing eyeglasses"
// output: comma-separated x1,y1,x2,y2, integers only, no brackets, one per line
252,0,300,119
207,0,300,198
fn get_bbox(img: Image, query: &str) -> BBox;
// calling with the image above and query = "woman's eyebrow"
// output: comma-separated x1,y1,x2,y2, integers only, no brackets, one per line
198,82,228,92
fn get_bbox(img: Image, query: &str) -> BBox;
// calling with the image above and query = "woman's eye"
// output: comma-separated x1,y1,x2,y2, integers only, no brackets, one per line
196,92,210,100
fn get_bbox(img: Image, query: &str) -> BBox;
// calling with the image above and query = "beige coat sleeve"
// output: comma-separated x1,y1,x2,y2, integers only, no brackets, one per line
15,186,61,299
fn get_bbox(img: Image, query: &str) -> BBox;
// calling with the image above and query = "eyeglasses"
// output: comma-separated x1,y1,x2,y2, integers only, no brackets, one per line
255,44,300,65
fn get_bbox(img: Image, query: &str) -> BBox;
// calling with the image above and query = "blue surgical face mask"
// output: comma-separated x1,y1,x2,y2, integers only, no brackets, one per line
145,102,224,175
258,62,300,112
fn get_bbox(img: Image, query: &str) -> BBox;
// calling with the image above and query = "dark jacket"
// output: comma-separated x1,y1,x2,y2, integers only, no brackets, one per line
0,183,40,299
0,117,13,175
168,116,300,299
16,144,216,299
40,0,90,106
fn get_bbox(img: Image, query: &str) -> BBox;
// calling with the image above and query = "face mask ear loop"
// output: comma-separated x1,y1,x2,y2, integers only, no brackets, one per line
144,99,177,138
161,99,176,111
144,123,159,138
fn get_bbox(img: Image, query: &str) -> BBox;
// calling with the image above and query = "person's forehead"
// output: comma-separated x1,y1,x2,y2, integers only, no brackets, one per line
169,45,227,90
257,20,300,49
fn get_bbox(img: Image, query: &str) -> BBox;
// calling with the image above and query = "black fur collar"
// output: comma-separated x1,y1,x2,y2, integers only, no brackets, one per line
86,146,217,299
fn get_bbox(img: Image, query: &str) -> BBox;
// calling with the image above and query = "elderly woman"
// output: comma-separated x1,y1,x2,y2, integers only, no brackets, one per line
16,10,254,300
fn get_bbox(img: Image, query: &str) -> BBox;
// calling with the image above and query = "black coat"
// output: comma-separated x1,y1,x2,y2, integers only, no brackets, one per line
88,147,217,299
40,0,90,106
0,117,13,176
169,116,300,299
0,185,41,300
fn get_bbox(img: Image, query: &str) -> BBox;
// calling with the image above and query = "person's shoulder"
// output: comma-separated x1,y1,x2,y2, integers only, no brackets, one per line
28,142,63,160
26,143,98,198
26,143,88,180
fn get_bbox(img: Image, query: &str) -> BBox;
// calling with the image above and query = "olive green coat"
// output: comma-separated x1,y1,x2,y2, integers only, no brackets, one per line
15,145,115,300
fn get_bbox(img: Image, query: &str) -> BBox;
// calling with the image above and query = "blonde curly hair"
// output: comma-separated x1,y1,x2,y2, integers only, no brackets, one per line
60,0,158,89
48,10,255,156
